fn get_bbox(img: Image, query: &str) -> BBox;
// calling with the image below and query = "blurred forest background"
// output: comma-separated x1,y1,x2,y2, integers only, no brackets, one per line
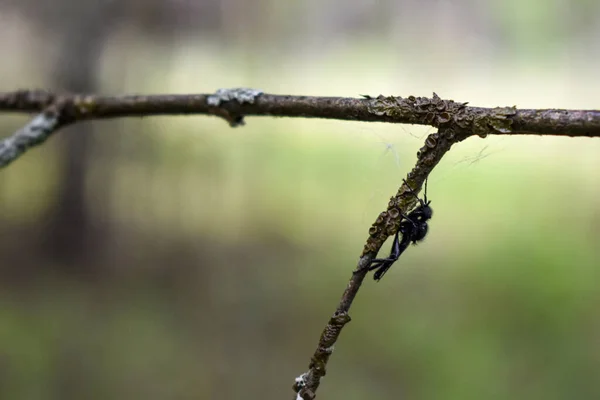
0,0,600,399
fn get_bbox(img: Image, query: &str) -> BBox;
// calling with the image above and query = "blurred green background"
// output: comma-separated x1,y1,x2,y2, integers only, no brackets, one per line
1,1,600,399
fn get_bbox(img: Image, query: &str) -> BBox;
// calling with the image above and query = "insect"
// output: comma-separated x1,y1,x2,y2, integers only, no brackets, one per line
368,179,433,281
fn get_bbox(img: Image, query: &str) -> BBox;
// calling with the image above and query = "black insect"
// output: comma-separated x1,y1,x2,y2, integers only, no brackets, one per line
368,179,432,281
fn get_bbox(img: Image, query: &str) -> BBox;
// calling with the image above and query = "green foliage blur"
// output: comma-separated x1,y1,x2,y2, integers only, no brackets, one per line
0,1,600,399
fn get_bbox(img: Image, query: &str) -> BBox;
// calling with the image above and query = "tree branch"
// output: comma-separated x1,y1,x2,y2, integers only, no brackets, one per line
0,109,61,167
1,88,599,399
1,88,600,168
293,126,456,399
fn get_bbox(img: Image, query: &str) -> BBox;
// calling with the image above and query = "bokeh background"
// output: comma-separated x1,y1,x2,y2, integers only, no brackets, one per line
1,0,600,399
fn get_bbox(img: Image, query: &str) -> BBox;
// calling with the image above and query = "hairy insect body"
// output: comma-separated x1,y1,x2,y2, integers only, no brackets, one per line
368,180,433,281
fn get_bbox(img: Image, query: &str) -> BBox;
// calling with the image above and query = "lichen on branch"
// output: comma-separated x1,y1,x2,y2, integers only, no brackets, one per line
367,92,518,138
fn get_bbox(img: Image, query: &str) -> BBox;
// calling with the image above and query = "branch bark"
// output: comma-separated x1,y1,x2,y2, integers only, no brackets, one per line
293,126,456,399
1,89,600,168
1,88,599,399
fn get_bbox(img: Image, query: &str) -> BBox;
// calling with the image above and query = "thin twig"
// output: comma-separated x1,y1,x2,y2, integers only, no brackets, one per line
294,127,456,399
0,109,61,167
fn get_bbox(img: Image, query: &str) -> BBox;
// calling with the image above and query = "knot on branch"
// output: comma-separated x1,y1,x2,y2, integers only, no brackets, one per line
207,88,264,127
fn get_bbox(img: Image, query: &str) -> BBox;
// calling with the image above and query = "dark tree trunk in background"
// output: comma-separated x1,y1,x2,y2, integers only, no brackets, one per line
9,0,205,278
38,1,116,276
22,0,201,277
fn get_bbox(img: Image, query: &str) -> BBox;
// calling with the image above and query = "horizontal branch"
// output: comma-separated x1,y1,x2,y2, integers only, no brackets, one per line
1,89,599,134
1,88,599,168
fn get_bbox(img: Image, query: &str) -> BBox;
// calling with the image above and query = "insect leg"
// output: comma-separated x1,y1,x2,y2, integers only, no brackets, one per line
373,261,394,281
369,227,413,281
367,231,401,271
